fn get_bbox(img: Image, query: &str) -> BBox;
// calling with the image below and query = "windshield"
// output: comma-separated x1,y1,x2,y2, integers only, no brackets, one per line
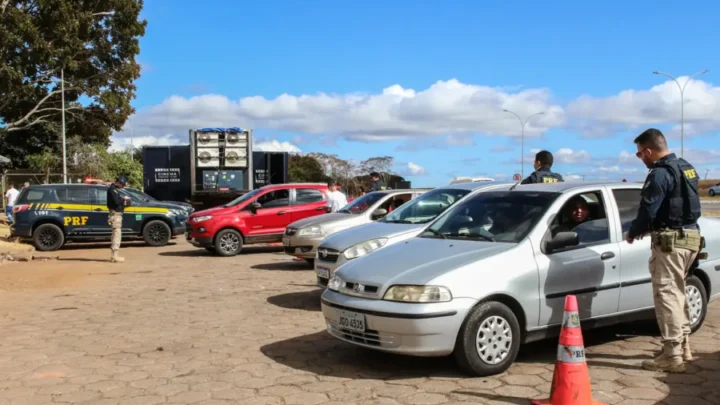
223,188,262,207
383,188,471,224
337,192,386,214
419,191,560,243
124,188,155,202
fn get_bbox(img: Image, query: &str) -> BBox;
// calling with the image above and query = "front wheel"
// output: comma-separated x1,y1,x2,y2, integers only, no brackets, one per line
213,229,243,256
33,223,65,251
710,189,716,197
454,301,521,377
686,275,708,333
143,220,172,247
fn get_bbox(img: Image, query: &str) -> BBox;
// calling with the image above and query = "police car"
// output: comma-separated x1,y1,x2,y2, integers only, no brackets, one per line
11,184,189,251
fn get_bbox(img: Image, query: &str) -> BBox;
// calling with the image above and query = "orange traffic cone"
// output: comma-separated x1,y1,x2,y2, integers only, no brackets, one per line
532,295,606,405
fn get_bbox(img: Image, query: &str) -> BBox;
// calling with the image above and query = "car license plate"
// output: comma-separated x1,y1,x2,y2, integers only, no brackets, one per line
337,310,365,333
316,266,330,279
282,237,289,246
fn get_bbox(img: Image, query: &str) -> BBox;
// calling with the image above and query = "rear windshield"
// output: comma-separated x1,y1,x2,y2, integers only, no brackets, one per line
383,188,471,224
419,191,560,243
17,188,54,204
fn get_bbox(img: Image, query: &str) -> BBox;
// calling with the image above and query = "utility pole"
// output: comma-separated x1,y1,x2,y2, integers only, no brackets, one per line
61,69,67,184
502,109,544,178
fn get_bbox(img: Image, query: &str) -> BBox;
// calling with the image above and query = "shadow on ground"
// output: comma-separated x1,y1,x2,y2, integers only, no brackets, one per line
158,246,283,257
267,289,322,311
261,322,662,380
59,241,164,250
251,260,313,271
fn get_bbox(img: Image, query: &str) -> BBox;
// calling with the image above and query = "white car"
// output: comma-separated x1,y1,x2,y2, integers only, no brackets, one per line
709,183,720,197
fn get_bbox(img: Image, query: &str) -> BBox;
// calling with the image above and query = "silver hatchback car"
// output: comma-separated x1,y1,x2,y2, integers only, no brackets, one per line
321,182,720,376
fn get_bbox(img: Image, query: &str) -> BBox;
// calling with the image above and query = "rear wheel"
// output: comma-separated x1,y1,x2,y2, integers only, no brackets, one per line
710,189,716,197
143,220,171,247
454,301,521,377
686,275,708,333
214,229,243,256
33,223,65,251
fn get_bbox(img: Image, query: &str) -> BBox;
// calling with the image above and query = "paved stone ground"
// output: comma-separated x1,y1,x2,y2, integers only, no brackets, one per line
1,240,719,405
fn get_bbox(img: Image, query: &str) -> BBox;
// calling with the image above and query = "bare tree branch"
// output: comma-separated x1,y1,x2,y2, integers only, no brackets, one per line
91,11,114,17
6,115,53,132
1,0,10,14
3,86,78,131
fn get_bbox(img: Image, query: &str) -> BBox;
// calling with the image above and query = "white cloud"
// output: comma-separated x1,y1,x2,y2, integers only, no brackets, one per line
567,77,720,136
399,162,427,177
112,79,566,145
254,140,302,153
109,134,182,152
554,148,591,164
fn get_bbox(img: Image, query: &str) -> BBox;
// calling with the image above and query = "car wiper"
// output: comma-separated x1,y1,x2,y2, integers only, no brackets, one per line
445,232,495,242
385,219,412,224
337,209,351,214
423,228,447,239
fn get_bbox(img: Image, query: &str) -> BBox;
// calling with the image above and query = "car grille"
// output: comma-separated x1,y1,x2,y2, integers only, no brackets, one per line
317,247,340,263
327,324,396,347
340,282,379,296
285,228,297,236
317,276,329,287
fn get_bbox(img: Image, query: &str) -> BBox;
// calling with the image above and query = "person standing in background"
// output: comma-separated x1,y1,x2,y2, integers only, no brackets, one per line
369,172,387,192
326,181,348,213
5,184,19,224
520,151,564,184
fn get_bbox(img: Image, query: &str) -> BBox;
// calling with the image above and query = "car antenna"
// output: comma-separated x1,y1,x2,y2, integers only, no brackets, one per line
508,181,521,191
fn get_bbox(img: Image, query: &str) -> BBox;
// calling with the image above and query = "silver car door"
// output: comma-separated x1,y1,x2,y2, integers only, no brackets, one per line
537,188,621,325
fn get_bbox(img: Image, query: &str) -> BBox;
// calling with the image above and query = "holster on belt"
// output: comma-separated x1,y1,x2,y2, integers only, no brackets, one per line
653,228,702,254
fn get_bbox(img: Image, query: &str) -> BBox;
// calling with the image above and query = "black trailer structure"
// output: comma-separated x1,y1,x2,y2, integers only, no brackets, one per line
143,128,289,209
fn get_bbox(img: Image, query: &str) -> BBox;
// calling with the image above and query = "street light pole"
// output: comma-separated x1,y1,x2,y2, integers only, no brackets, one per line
61,68,67,184
652,69,710,158
503,109,545,178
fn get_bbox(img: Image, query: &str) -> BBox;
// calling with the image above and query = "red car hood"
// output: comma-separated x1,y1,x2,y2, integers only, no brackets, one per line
190,205,232,217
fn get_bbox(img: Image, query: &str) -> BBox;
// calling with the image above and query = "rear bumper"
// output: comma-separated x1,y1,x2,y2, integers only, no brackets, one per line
10,224,32,237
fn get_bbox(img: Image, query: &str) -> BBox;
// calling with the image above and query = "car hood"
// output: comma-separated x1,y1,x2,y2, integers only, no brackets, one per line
190,205,232,217
336,237,514,286
289,212,355,229
320,221,422,251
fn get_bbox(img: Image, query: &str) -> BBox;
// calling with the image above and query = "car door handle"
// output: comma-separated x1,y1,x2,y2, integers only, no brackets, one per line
56,206,64,211
316,207,325,211
601,251,615,260
94,208,102,212
277,211,286,215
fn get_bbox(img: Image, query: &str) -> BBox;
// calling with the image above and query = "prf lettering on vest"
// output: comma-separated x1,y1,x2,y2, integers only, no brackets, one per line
64,216,89,226
542,177,559,183
683,169,698,179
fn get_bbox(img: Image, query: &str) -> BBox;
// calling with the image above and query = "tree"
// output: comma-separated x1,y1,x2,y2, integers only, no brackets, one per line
360,156,396,183
0,0,147,166
288,154,326,183
26,148,58,183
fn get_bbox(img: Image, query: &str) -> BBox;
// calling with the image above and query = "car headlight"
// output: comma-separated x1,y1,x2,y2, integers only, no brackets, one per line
383,285,452,303
298,226,324,237
192,215,213,223
343,238,388,260
328,275,343,291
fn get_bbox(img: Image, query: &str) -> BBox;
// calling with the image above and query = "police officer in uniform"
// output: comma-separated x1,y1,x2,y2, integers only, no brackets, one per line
369,172,387,192
626,128,702,373
520,150,564,184
107,176,130,263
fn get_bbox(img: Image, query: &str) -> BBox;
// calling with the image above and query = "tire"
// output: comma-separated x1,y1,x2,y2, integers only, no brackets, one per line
710,189,716,197
454,301,521,377
142,220,172,247
33,223,65,252
686,275,708,333
213,229,243,256
305,258,315,267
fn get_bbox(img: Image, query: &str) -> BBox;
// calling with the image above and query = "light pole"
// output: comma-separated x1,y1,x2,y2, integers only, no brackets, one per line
652,69,710,158
61,69,67,184
503,109,544,178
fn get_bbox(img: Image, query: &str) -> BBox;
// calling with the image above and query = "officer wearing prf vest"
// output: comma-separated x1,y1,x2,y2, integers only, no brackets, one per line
107,176,130,263
520,150,564,184
369,172,387,192
626,128,702,373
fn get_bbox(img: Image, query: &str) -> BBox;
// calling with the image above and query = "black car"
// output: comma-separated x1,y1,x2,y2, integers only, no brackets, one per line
123,187,194,214
11,184,189,251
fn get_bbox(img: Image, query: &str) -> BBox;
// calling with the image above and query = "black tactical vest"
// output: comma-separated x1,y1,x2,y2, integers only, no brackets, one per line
530,168,564,184
653,157,701,229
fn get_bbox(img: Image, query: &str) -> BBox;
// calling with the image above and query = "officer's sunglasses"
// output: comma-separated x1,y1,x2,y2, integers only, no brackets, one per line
635,148,651,158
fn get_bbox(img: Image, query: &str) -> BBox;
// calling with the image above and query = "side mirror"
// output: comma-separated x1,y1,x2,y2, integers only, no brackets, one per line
371,208,388,219
546,231,579,253
250,202,261,214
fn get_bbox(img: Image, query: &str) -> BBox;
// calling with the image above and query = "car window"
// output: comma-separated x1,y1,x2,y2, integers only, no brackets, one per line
380,193,413,212
257,189,290,208
550,190,610,246
17,189,49,203
295,188,325,205
57,187,91,204
420,191,559,243
337,192,386,214
383,188,471,224
90,188,108,205
612,189,641,234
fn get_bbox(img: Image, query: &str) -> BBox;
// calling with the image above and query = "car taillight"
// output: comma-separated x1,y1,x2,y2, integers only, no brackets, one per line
12,205,29,213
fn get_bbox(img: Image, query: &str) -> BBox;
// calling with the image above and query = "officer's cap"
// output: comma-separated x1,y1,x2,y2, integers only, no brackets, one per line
116,176,128,185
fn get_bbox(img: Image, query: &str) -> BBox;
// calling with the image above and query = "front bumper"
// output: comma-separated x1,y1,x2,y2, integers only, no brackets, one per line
282,233,324,259
320,289,473,356
315,253,350,288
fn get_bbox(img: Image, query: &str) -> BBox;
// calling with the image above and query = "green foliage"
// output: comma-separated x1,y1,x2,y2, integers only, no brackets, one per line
26,148,59,183
288,154,327,183
0,0,147,166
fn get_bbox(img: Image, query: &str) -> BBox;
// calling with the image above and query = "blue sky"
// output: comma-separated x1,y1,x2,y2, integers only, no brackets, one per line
117,0,720,186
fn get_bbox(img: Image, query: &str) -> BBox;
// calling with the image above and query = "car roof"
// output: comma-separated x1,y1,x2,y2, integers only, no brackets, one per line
437,181,514,191
485,181,643,194
24,183,106,189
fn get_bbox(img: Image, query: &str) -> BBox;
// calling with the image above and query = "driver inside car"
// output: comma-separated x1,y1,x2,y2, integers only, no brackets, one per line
552,196,591,236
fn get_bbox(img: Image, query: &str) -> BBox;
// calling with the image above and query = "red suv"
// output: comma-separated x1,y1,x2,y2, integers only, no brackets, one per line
186,183,329,256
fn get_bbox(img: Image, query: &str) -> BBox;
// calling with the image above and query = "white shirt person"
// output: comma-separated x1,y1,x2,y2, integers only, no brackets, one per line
326,183,348,213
